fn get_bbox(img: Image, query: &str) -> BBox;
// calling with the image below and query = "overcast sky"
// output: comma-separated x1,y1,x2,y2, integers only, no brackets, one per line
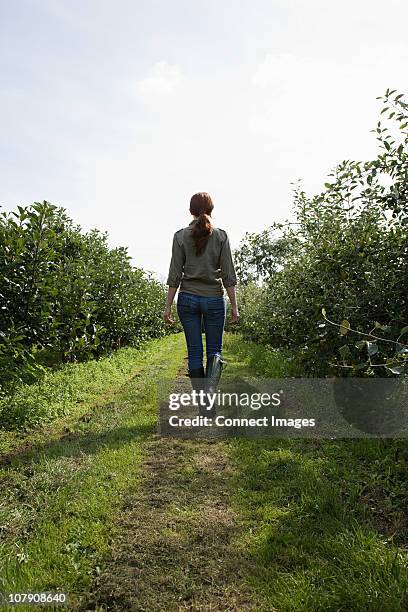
1,0,407,280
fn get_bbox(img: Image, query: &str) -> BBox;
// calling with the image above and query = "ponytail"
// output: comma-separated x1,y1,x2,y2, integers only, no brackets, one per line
191,211,213,255
189,192,214,255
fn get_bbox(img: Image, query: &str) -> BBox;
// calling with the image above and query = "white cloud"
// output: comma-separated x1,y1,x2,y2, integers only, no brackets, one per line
248,46,408,159
251,52,310,90
135,61,184,96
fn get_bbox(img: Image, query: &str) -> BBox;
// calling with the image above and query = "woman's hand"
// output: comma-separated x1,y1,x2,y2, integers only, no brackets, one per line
164,287,178,324
225,286,239,323
230,306,240,323
163,306,175,324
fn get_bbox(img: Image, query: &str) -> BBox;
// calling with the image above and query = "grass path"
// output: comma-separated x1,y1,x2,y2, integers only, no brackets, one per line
80,361,263,611
0,334,186,609
80,335,408,611
1,332,408,611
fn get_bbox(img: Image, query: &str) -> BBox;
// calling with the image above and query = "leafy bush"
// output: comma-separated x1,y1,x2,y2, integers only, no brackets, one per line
234,89,408,376
0,202,174,393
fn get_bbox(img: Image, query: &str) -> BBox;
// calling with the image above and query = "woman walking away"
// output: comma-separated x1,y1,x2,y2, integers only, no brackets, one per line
163,192,239,416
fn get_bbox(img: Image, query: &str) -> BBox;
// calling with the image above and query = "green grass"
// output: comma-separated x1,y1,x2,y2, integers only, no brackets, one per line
222,333,408,612
0,333,186,609
2,331,408,611
0,335,180,432
223,332,301,378
0,334,182,457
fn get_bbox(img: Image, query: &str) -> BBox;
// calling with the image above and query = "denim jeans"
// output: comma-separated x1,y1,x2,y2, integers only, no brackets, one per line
177,291,226,370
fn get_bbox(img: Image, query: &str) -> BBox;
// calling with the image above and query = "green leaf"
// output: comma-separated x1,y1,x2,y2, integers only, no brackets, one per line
366,342,378,356
339,320,350,336
386,365,405,375
374,321,387,330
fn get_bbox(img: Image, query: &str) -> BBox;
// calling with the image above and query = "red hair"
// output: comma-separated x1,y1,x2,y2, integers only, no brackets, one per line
189,192,214,255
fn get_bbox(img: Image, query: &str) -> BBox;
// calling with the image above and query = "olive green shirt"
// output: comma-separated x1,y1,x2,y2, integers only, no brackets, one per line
166,221,237,296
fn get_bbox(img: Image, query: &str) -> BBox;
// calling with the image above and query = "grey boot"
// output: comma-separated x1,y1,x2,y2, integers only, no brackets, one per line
204,354,226,417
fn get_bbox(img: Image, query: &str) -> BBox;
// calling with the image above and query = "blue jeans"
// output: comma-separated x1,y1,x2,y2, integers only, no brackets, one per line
177,291,226,370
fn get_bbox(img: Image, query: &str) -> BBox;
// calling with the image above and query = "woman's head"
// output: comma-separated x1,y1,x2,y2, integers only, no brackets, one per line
189,192,214,255
189,192,214,218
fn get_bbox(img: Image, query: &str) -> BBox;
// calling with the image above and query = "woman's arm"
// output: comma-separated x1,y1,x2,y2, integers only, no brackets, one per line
164,231,185,325
163,286,177,324
220,233,239,323
225,285,239,323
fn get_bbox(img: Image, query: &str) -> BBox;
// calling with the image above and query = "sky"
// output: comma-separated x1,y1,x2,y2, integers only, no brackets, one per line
1,0,408,280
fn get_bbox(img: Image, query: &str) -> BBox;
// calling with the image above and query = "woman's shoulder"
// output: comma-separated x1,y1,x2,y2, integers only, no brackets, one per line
212,226,229,241
172,224,228,242
174,222,194,235
172,224,195,245
173,225,189,238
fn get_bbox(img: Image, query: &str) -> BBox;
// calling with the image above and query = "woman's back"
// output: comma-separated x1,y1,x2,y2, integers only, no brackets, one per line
167,222,237,297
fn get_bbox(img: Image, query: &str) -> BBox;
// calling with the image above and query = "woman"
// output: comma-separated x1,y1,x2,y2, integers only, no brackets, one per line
163,192,239,413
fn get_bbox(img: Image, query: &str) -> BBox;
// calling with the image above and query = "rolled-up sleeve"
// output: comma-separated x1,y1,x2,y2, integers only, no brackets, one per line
166,232,185,288
220,233,237,288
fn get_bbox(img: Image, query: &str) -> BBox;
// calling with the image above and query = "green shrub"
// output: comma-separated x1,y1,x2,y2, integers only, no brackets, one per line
234,89,408,376
0,202,174,394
